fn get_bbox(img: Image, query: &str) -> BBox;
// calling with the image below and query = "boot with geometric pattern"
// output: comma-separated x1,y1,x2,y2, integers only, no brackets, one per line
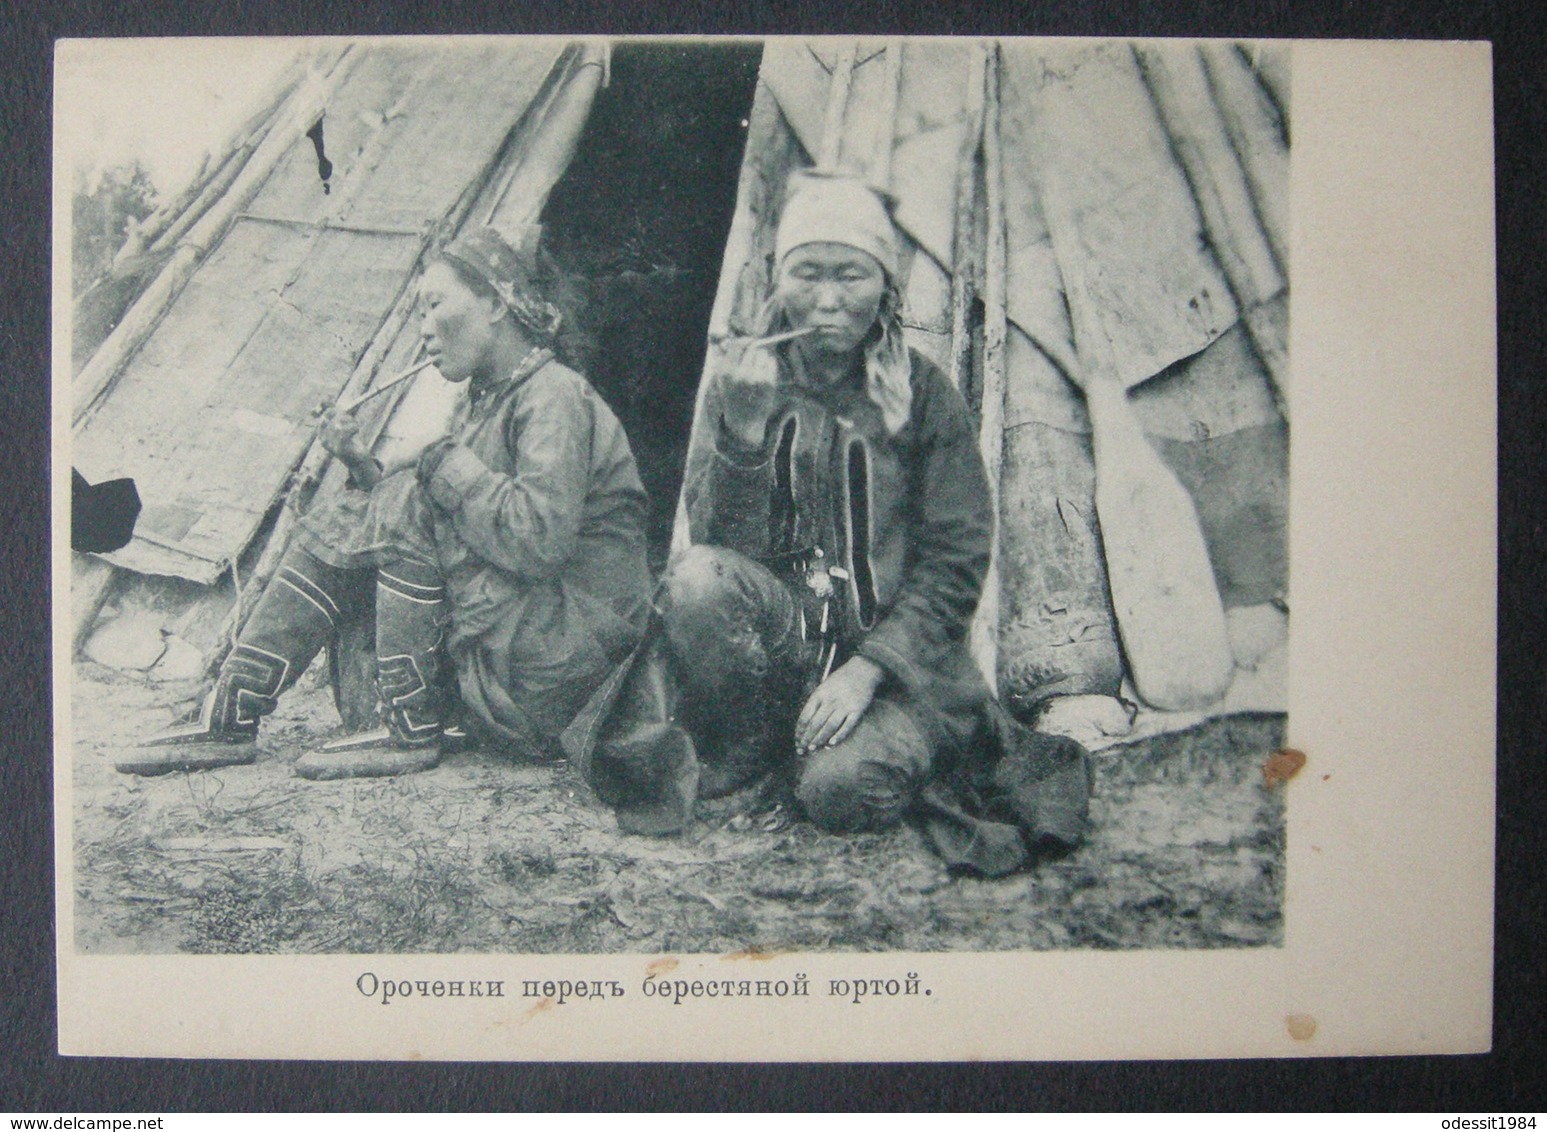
118,550,350,775
293,557,449,780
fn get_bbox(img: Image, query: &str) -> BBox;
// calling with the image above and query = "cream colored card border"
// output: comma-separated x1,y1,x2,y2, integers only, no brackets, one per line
51,37,1496,1061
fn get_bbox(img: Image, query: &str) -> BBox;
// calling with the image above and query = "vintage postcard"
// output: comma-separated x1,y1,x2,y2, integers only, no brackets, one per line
53,35,1494,1060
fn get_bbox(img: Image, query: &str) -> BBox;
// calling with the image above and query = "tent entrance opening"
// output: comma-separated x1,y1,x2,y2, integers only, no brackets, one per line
540,42,762,564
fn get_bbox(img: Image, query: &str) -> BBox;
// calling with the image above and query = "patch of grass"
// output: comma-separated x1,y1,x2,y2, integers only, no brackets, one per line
309,846,500,953
191,880,308,953
75,661,1287,954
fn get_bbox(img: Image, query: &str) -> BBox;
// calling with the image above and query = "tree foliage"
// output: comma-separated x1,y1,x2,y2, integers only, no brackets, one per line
72,162,159,297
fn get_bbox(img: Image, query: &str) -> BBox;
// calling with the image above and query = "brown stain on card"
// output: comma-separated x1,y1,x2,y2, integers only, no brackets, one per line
523,998,555,1020
645,957,680,977
1286,1013,1318,1041
1262,748,1306,787
722,945,792,962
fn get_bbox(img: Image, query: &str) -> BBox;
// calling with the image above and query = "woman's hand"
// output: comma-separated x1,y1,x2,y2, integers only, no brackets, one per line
316,406,380,488
712,337,782,450
796,655,885,754
318,406,365,461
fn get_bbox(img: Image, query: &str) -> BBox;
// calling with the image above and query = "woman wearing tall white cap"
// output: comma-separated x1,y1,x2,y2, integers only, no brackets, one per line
655,171,1005,847
584,172,1090,871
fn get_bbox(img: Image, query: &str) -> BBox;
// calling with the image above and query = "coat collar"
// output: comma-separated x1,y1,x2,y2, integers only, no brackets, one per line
469,345,553,409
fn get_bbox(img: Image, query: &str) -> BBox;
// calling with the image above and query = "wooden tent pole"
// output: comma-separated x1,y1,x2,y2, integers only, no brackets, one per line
1243,42,1290,130
127,57,306,256
1134,44,1289,408
969,41,1006,692
118,156,217,261
117,150,245,275
72,45,356,426
71,556,121,659
481,41,609,231
144,137,263,258
947,44,988,397
1198,43,1289,274
701,84,785,347
870,39,903,190
818,42,858,168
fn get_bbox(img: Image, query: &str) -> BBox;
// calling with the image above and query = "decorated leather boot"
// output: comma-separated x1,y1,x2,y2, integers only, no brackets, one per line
118,554,347,775
293,560,449,781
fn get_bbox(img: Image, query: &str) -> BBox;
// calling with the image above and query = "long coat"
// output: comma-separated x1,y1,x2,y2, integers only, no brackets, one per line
572,346,1091,871
299,354,652,753
682,346,995,753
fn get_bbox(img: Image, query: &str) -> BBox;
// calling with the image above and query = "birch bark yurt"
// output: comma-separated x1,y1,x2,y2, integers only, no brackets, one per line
72,35,1289,749
673,38,1290,743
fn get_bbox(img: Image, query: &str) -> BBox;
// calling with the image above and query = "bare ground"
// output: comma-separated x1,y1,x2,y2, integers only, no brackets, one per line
70,660,1286,954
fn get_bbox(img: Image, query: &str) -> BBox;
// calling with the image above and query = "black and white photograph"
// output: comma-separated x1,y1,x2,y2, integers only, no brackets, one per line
53,34,1492,1061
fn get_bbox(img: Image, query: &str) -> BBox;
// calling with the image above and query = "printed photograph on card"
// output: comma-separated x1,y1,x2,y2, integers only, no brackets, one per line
53,35,1493,1061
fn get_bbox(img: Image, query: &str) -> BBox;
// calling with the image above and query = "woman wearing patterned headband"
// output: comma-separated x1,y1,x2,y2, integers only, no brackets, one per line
122,227,652,780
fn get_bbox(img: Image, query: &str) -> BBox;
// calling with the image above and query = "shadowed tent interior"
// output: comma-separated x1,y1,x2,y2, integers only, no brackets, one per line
539,42,762,557
72,37,1287,744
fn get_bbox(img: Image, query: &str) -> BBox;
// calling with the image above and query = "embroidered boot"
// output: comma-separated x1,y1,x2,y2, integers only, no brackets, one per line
119,553,348,775
293,559,448,780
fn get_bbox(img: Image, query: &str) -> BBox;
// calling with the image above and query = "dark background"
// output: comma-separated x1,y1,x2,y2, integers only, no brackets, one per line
5,0,1544,1112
